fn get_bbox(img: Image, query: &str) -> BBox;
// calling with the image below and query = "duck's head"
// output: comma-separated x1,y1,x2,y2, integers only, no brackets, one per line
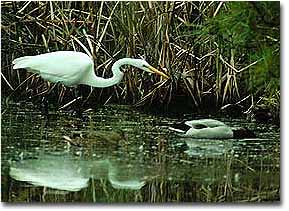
232,127,256,138
254,108,273,123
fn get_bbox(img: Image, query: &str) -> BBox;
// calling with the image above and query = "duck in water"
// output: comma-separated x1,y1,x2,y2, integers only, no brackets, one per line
169,119,256,139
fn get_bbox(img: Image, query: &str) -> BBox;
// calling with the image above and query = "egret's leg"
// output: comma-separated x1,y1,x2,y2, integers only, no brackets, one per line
73,86,83,118
73,85,89,121
40,82,59,119
58,85,66,106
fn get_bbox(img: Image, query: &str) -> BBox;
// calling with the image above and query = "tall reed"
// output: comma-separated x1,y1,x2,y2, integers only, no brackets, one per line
1,1,280,116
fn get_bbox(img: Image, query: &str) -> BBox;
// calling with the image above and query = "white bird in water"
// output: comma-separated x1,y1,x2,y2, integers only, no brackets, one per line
169,119,256,139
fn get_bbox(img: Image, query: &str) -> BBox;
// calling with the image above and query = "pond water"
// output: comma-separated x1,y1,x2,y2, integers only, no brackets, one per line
1,102,280,202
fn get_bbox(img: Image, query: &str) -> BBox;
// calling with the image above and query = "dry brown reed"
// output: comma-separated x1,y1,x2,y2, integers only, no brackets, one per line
1,1,279,116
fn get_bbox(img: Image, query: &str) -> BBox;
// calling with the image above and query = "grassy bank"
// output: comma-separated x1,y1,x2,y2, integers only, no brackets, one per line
1,1,280,121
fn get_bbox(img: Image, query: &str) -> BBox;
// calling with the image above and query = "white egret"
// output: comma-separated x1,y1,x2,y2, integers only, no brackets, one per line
169,119,256,139
12,51,169,87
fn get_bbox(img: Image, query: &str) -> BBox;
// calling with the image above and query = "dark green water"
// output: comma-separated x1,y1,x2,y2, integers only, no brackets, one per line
1,103,280,202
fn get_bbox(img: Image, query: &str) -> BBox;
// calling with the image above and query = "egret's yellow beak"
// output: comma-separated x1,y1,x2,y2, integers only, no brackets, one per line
148,65,170,80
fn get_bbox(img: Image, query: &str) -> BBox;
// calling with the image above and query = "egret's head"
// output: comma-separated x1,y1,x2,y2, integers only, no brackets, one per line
134,59,169,79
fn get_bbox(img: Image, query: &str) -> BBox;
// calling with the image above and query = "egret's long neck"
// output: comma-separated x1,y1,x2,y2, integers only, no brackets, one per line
84,58,137,88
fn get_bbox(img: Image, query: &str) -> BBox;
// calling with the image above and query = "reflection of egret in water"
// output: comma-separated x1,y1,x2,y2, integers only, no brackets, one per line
106,160,146,190
9,153,145,192
9,154,90,192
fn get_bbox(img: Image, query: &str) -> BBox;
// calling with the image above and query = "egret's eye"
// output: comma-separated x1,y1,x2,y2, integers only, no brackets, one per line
142,64,149,68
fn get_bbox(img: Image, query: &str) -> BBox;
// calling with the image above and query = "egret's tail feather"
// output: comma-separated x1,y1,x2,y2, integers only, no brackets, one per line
12,56,34,70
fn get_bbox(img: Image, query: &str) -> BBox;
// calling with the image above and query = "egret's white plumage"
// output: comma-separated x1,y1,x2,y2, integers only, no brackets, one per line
12,51,169,87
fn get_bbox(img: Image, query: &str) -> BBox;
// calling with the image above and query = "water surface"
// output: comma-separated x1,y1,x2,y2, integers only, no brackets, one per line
1,103,280,202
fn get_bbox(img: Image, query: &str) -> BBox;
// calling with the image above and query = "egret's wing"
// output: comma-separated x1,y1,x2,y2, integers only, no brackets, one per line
185,119,227,128
12,51,93,86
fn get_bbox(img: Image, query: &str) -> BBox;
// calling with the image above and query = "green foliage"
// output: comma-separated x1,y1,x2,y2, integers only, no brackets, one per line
248,48,280,94
191,1,279,116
